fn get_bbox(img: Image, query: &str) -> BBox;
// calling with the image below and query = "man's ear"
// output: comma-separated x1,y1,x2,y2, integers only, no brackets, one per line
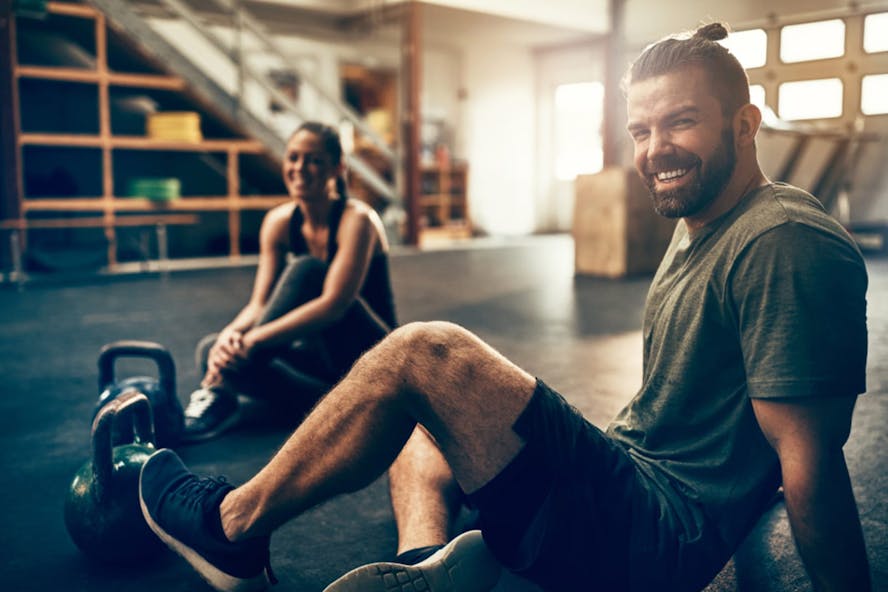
734,103,762,148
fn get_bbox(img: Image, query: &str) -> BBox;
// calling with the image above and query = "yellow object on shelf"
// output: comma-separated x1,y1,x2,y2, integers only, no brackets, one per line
146,112,203,143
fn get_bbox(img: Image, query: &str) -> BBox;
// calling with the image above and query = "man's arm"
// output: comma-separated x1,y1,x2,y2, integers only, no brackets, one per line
751,396,871,592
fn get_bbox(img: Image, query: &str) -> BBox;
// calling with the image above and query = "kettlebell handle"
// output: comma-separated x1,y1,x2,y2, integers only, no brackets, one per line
97,340,176,401
91,390,156,503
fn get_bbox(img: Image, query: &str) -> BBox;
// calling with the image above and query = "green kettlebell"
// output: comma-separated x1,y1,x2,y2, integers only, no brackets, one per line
64,390,165,563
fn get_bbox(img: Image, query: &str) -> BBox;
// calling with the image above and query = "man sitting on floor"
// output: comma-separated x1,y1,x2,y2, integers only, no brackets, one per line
138,22,871,592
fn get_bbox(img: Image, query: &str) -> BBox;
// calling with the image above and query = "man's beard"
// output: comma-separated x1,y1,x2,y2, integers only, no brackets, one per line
645,128,736,219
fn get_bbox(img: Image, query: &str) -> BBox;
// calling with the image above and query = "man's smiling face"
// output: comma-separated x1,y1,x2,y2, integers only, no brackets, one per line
626,66,737,221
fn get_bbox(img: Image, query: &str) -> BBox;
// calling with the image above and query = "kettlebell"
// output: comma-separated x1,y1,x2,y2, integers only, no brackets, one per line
65,390,166,563
96,340,183,448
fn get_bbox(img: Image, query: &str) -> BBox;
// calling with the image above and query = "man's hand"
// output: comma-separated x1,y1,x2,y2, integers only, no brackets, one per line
751,396,871,592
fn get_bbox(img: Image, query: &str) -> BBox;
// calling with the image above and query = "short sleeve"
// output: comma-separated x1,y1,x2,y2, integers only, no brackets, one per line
729,221,868,399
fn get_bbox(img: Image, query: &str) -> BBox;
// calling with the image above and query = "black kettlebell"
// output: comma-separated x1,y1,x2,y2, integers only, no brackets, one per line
64,391,166,563
96,340,183,448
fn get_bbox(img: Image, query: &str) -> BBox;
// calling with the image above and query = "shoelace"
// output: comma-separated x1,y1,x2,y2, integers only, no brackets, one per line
184,389,216,418
171,474,279,585
173,474,229,508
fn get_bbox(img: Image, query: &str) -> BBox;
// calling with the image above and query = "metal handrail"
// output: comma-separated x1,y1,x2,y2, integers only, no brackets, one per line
206,0,397,163
91,0,400,203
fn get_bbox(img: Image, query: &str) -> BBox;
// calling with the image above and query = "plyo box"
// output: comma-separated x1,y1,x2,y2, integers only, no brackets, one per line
573,166,676,278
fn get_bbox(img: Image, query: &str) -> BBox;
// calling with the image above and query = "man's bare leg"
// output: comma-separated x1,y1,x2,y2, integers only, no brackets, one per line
389,427,462,556
219,320,536,541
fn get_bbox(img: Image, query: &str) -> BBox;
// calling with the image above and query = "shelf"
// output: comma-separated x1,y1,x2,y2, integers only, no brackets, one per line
2,1,287,269
19,132,266,152
16,65,187,90
45,1,99,19
417,162,470,241
21,197,289,212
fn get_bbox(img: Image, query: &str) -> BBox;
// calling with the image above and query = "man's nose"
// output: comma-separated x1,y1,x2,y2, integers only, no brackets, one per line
647,129,674,160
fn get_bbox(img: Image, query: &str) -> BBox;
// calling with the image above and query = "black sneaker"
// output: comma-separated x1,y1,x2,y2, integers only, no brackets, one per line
323,530,500,592
139,449,276,591
182,387,240,443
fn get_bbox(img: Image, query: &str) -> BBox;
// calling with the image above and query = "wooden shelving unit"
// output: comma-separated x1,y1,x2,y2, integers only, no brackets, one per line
418,162,470,246
1,1,288,271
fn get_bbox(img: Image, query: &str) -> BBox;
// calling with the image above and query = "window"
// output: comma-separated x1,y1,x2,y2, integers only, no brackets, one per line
861,74,888,115
720,29,767,69
778,78,843,120
780,19,845,63
864,12,888,53
554,82,604,181
749,84,766,110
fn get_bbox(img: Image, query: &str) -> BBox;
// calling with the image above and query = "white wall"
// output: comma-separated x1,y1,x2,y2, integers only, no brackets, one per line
534,43,607,233
462,43,537,236
420,0,607,33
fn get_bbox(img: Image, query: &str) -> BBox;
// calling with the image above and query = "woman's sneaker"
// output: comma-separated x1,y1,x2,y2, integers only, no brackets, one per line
322,530,501,592
182,387,240,443
139,449,276,592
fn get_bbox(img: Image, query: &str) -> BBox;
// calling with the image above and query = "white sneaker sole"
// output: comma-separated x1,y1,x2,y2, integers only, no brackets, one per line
323,530,501,592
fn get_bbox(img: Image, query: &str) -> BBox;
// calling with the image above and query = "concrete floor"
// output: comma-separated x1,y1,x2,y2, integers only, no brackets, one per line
0,234,884,591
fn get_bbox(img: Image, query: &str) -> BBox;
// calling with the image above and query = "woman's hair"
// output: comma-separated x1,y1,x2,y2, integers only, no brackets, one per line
622,22,750,118
292,121,349,199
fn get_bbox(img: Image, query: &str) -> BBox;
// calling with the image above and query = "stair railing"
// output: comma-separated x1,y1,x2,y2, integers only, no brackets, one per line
89,0,400,204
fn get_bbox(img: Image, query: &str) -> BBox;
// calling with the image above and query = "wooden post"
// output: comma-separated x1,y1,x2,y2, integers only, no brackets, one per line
95,9,117,267
0,0,22,222
401,0,421,246
227,146,241,257
602,0,626,167
1,1,23,272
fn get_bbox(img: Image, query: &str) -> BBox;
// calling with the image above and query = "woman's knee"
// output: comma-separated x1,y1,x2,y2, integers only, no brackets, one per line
281,255,326,284
258,256,327,324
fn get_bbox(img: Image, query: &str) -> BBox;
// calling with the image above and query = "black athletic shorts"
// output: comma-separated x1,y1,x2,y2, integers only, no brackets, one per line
468,379,717,592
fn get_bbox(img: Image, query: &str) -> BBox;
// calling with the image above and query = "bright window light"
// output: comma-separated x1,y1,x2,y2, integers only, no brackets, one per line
861,74,888,115
719,29,767,69
864,13,888,53
554,82,604,181
778,78,843,120
780,19,845,63
749,84,766,109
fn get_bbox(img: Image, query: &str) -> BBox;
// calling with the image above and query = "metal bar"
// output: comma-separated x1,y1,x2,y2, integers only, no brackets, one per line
402,0,421,245
775,135,810,182
88,0,400,205
603,0,626,167
206,0,396,162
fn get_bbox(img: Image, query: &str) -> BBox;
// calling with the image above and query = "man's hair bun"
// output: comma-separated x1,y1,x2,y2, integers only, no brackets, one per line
693,23,729,42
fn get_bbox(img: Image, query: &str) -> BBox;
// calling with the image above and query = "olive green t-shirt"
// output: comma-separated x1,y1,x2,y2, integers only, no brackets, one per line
607,182,868,552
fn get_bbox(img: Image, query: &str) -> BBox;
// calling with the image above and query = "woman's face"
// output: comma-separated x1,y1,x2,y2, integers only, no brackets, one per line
282,129,339,201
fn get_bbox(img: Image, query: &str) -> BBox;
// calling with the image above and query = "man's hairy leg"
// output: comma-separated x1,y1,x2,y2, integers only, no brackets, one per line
389,426,463,556
218,321,536,541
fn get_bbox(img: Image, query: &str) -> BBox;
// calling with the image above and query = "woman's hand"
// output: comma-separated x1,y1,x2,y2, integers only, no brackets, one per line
204,326,245,384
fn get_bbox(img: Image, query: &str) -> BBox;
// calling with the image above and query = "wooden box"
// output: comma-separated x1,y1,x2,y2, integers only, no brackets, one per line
573,166,676,277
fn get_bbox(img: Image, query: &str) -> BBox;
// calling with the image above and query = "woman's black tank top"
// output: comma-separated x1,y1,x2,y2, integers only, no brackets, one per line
288,198,397,328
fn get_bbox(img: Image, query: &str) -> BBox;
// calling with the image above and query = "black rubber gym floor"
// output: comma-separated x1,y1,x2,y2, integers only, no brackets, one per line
1,235,885,591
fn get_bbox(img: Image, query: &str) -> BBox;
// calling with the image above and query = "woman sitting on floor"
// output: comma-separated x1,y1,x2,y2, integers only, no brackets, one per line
183,121,397,442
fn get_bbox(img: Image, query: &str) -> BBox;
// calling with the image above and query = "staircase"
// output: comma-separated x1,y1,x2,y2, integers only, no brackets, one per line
88,0,401,206
2,0,407,281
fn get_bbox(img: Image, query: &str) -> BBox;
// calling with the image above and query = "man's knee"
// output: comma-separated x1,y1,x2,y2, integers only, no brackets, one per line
384,321,474,371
